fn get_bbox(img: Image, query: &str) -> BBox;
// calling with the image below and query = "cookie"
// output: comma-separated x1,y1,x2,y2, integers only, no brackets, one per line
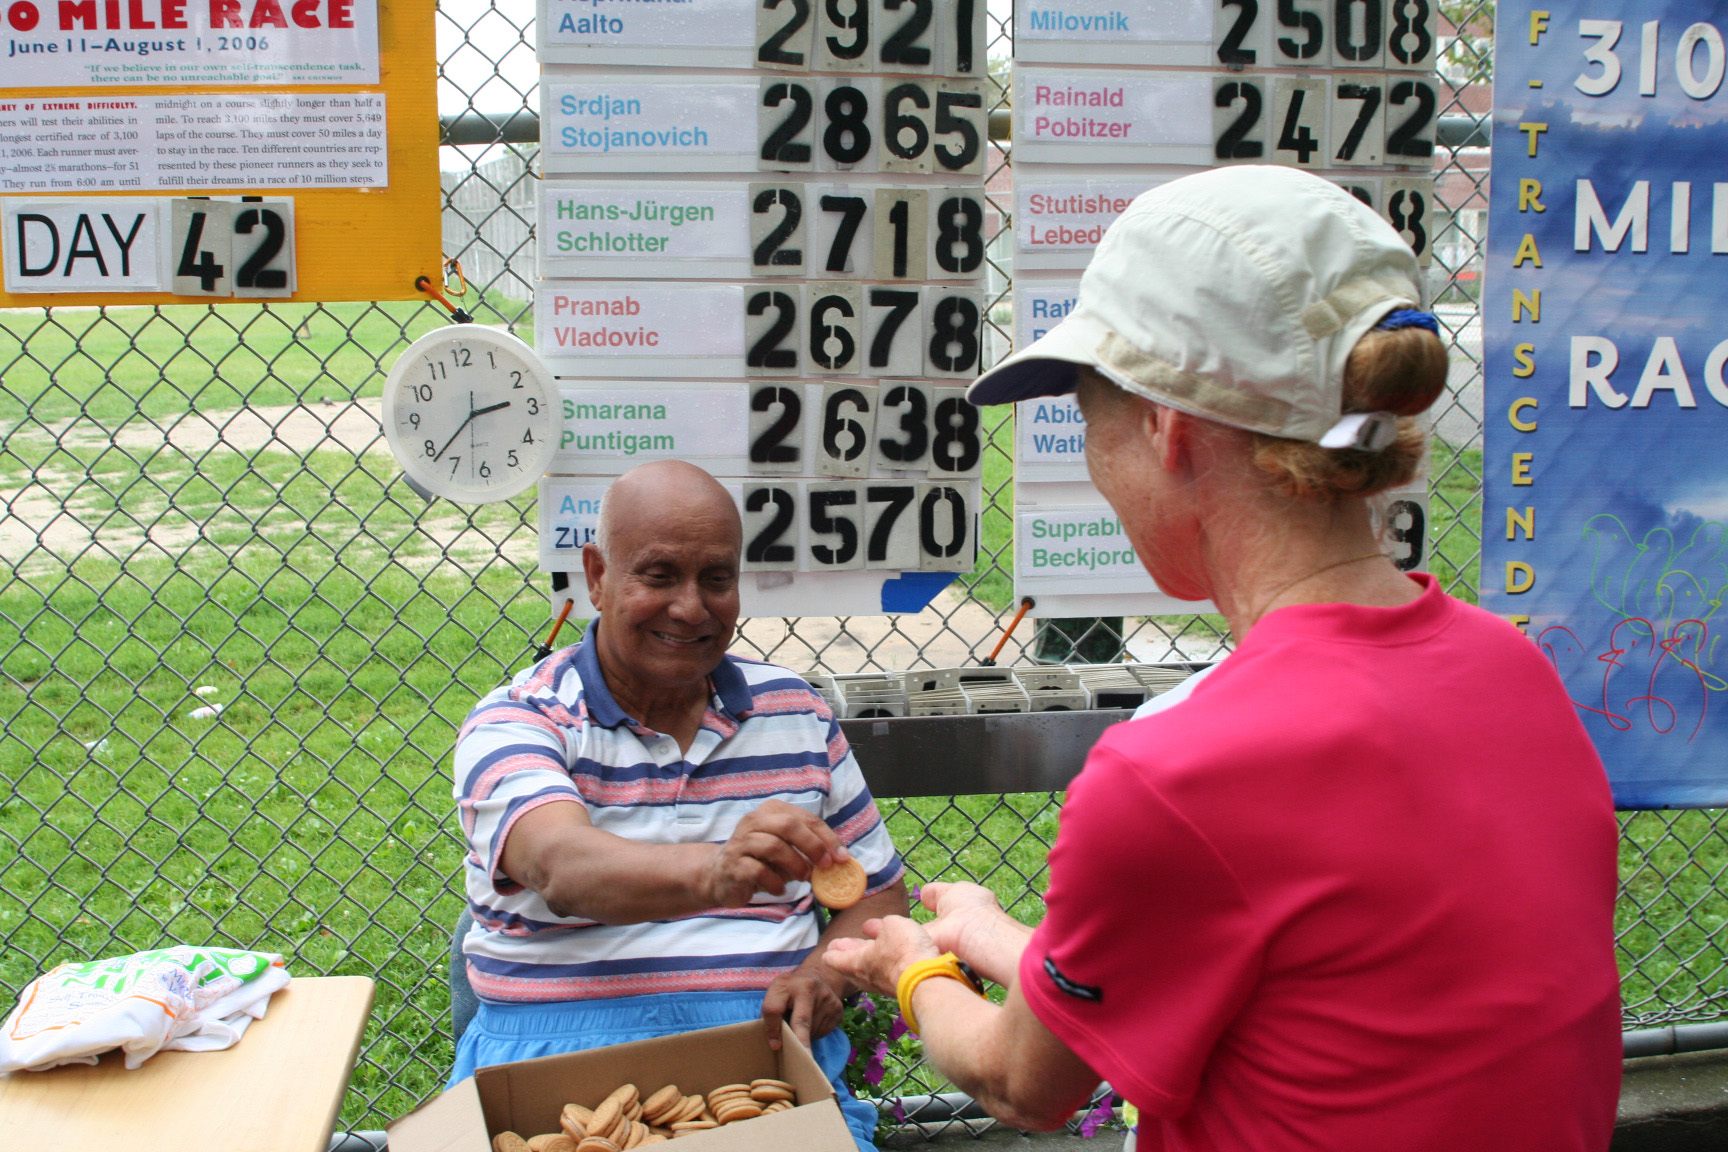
494,1133,532,1152
607,1084,643,1114
642,1085,683,1123
560,1105,592,1141
588,1087,631,1146
749,1078,795,1103
713,1099,762,1125
669,1120,716,1133
529,1136,579,1152
810,855,867,909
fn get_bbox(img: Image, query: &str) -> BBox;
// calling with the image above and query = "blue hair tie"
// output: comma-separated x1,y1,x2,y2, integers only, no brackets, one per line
1375,308,1439,335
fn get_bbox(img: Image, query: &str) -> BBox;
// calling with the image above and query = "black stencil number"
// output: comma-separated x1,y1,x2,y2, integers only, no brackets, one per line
750,386,802,465
746,486,797,564
761,82,814,164
1215,81,1265,159
758,0,812,66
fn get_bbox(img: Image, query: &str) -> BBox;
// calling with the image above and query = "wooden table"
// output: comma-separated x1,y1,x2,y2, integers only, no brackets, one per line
0,974,374,1152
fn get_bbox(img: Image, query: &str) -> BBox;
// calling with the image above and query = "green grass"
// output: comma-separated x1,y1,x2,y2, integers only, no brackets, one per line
0,295,523,427
0,487,549,1123
1428,436,1484,599
1616,809,1728,1020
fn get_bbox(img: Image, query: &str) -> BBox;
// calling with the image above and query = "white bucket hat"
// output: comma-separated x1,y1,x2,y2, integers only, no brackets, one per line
969,166,1427,449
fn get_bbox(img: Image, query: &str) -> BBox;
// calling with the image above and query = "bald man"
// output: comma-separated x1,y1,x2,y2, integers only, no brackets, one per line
450,461,908,1151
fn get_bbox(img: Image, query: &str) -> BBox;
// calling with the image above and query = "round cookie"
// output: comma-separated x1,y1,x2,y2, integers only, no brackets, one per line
714,1099,762,1124
810,855,867,909
642,1085,683,1124
588,1091,629,1146
560,1105,591,1141
669,1120,716,1133
749,1077,795,1103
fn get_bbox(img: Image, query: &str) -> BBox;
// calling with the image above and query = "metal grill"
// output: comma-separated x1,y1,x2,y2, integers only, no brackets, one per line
0,0,1722,1137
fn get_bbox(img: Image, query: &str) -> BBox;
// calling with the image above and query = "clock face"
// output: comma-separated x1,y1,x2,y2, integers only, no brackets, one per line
382,326,560,503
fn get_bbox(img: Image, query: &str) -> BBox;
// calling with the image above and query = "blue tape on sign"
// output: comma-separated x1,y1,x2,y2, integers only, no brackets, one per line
879,572,957,613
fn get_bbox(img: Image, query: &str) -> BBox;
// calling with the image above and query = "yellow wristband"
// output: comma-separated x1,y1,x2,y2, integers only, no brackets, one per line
895,952,984,1036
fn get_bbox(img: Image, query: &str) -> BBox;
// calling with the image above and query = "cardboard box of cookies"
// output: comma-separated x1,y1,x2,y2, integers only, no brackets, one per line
388,1019,857,1152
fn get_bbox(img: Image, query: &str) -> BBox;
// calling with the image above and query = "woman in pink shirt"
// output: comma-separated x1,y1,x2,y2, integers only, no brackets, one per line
825,166,1621,1152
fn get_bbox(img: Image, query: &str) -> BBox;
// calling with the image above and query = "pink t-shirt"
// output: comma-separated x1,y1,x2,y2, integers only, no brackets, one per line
1020,575,1621,1152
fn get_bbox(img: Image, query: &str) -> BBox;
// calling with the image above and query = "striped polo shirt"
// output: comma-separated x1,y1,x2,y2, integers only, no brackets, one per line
454,628,905,1003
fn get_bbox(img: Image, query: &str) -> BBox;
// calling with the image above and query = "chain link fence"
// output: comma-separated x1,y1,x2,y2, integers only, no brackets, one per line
1,0,1724,1137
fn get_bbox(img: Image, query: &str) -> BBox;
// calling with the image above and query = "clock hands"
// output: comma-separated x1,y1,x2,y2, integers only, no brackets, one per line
433,393,514,462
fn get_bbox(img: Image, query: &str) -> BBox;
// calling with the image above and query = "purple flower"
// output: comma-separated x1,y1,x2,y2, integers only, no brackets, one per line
863,1039,888,1086
1079,1094,1119,1139
888,1014,909,1041
858,992,878,1015
891,1099,907,1124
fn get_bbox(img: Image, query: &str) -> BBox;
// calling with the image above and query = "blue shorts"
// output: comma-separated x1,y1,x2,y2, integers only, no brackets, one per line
449,991,878,1152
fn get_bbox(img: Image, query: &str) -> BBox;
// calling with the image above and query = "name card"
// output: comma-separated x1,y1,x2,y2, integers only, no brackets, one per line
1013,67,1215,165
538,0,758,68
1014,278,1080,351
536,283,746,376
1015,506,1149,582
538,478,612,570
1016,395,1090,481
541,78,761,173
1016,0,1212,64
540,182,753,278
555,384,750,472
1015,176,1163,268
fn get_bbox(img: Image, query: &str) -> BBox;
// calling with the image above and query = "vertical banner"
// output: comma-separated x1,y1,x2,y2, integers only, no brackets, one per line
1484,1,1728,806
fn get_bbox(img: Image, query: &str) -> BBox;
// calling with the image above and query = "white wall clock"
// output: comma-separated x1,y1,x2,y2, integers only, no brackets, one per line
381,325,560,503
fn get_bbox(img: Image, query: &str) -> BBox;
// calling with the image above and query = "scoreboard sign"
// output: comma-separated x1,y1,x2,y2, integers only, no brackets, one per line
535,0,990,618
1009,0,1437,615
